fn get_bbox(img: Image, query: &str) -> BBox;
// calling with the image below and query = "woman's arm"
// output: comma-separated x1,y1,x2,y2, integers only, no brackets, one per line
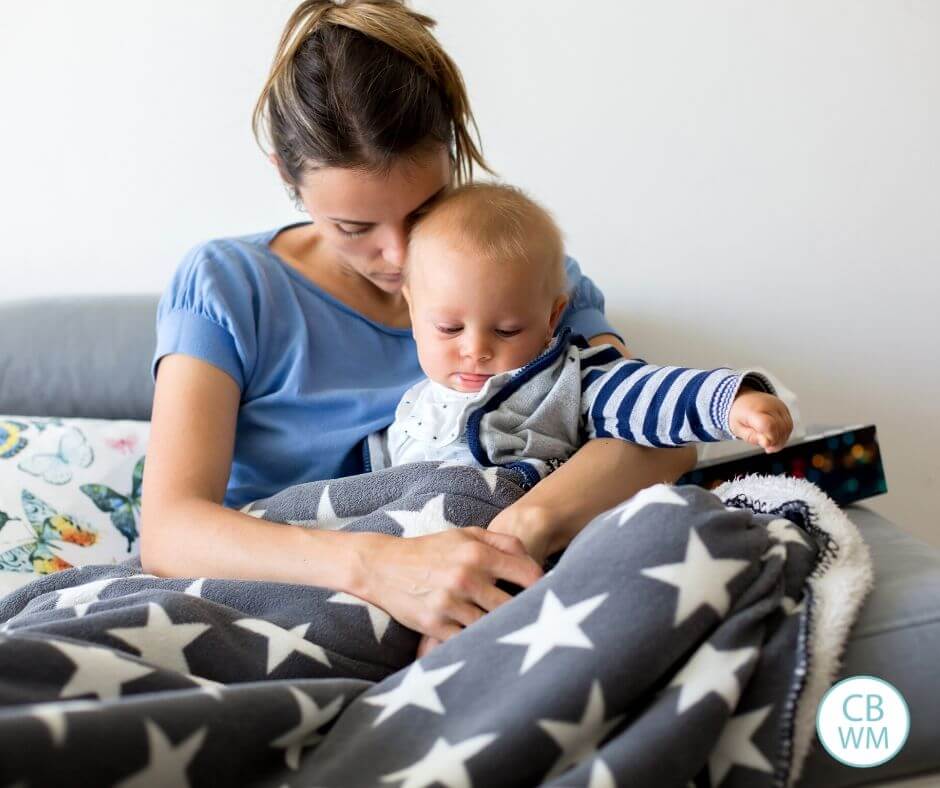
488,333,697,563
141,354,543,641
141,354,367,590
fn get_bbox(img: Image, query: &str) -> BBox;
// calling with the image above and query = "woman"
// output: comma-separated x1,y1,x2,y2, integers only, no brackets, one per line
140,0,695,654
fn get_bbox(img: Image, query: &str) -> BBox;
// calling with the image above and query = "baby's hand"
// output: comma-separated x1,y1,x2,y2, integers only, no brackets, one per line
729,389,793,453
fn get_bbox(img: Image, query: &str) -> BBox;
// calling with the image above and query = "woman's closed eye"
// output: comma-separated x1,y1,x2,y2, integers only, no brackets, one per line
335,222,371,238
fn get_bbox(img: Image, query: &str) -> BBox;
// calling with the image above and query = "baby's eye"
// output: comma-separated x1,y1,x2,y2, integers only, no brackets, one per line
495,329,522,338
436,326,462,335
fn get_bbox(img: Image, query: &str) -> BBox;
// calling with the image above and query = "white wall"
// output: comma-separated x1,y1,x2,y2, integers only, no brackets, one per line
2,1,937,543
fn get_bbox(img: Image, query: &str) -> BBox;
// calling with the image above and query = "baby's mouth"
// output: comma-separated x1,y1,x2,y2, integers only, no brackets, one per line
454,372,492,390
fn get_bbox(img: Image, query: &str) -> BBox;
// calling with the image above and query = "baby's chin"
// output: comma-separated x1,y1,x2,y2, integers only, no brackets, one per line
438,372,501,393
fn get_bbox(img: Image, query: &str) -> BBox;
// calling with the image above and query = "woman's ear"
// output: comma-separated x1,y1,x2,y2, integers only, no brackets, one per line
269,153,291,184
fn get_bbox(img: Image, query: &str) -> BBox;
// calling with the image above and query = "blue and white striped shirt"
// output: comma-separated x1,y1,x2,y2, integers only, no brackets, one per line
368,329,775,487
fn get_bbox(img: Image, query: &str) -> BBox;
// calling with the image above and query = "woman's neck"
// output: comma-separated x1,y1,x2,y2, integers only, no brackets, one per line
271,224,411,329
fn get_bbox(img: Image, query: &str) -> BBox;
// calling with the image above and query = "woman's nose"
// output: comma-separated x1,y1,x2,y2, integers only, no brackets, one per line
380,226,408,266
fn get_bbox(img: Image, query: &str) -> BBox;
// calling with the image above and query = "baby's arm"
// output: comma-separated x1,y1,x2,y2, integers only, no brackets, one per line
580,348,791,452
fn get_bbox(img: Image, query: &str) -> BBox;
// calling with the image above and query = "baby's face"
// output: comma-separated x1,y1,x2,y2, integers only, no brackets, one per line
405,237,566,393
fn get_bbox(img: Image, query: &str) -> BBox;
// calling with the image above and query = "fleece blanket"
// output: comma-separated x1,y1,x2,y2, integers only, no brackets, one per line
0,464,872,788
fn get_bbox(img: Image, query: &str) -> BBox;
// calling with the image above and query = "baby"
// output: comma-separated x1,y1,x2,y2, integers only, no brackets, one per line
366,183,792,482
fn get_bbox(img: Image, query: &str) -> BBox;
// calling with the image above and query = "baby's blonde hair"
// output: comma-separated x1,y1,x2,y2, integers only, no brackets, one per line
408,183,566,296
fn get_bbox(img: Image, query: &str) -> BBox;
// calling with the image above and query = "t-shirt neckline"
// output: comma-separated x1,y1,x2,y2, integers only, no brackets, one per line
260,221,414,338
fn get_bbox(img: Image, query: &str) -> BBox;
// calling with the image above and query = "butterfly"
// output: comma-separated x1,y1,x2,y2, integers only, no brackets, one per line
0,420,29,460
29,418,64,432
18,426,94,484
105,435,138,455
80,456,144,552
0,490,98,574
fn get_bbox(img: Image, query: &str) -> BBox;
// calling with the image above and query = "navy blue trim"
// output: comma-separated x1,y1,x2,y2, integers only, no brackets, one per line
361,436,372,473
465,328,574,468
505,461,541,489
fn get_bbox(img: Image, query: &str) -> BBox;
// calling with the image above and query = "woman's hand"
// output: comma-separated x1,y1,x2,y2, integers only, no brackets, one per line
357,527,544,644
487,504,553,567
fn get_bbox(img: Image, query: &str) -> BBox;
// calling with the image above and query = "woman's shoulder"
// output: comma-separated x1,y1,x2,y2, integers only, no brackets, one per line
163,226,299,307
176,227,285,283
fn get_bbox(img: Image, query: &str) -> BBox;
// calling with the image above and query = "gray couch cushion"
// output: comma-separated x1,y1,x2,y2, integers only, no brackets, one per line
0,295,157,420
797,506,940,787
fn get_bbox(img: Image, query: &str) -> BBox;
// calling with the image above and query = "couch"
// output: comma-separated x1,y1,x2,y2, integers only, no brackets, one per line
0,295,937,787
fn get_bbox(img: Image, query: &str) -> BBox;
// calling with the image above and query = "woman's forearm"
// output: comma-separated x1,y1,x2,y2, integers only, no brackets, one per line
491,440,697,560
140,498,372,595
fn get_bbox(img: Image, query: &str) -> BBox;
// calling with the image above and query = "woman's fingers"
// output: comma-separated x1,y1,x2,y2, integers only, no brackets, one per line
478,528,529,558
465,528,544,588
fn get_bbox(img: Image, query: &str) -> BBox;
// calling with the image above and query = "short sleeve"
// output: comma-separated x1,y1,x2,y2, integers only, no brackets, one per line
151,241,259,390
558,256,624,344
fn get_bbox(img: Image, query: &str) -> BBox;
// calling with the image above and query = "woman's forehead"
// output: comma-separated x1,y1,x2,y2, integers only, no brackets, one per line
303,148,450,222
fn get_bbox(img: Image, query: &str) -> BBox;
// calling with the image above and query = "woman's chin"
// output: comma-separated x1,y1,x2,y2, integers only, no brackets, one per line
370,274,404,292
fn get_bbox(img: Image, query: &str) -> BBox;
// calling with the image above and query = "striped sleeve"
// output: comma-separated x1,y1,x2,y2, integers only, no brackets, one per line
578,347,775,446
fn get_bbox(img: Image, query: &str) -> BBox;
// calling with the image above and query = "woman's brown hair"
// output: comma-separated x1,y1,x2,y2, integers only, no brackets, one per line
252,0,490,198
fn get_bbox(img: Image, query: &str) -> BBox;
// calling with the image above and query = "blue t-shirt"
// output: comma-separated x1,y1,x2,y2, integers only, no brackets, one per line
152,222,618,509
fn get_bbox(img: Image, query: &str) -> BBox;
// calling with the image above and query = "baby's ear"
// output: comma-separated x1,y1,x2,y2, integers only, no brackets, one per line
549,294,569,332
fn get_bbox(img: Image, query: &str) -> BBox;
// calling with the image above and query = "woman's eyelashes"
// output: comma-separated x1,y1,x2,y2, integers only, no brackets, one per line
335,223,371,238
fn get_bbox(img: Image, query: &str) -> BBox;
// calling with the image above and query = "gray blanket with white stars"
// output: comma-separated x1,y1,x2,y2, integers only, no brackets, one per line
0,464,872,788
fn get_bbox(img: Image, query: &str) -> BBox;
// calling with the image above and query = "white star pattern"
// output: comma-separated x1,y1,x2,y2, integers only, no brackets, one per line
271,687,345,770
380,733,498,788
183,578,205,598
327,592,392,643
761,543,787,563
186,674,225,700
614,484,688,527
587,758,616,788
437,460,501,495
538,681,625,781
641,528,750,626
498,589,608,674
708,705,774,785
54,574,157,618
115,719,206,788
668,642,758,714
234,619,330,674
24,699,98,746
386,494,458,538
48,639,154,700
107,602,210,674
767,518,810,549
293,485,361,529
362,660,465,725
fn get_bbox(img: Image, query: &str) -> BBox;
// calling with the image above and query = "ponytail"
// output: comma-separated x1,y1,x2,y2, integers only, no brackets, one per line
252,0,490,188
